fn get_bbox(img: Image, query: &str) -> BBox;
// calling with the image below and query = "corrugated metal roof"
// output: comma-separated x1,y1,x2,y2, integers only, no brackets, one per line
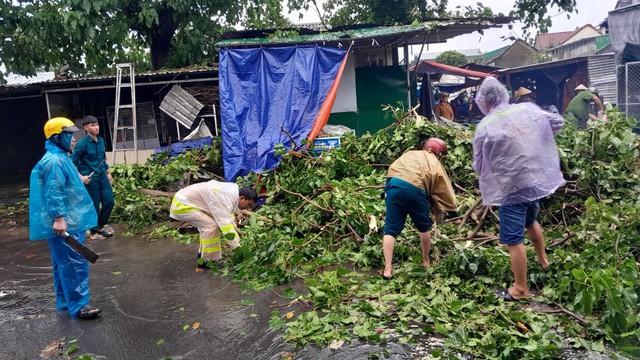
217,23,430,47
595,35,612,53
419,48,482,60
0,67,218,88
472,45,510,64
588,54,617,104
41,67,217,84
159,85,205,128
216,18,512,48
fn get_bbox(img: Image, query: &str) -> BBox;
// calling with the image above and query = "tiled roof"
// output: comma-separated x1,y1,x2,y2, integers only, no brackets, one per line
534,30,575,50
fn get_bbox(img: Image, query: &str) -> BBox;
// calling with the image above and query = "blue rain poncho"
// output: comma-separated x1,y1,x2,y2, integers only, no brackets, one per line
472,77,566,206
30,140,97,240
30,138,98,318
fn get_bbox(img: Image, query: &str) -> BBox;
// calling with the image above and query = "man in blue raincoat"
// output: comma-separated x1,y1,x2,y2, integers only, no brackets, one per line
30,117,102,320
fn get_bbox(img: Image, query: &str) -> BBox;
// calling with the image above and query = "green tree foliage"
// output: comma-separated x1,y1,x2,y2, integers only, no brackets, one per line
0,0,579,81
435,50,467,67
322,0,448,26
512,0,577,37
0,0,306,78
323,0,577,36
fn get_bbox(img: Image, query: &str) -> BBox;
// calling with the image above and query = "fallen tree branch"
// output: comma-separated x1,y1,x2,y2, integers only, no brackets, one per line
354,185,385,191
271,297,312,309
548,232,576,248
345,222,364,243
472,236,499,249
274,177,333,213
280,125,299,149
448,234,497,242
297,220,340,248
292,187,332,215
444,215,464,223
139,189,176,198
458,197,483,230
540,298,587,324
467,206,489,239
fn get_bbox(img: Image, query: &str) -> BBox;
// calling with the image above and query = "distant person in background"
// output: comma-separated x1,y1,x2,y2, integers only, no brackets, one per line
72,116,115,241
468,91,483,123
515,87,533,103
564,84,604,129
452,90,470,120
435,92,454,121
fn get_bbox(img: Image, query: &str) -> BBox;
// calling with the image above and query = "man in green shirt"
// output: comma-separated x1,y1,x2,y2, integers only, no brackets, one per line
564,84,604,129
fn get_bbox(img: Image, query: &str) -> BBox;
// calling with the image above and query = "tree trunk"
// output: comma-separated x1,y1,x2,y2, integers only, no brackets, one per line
149,6,180,69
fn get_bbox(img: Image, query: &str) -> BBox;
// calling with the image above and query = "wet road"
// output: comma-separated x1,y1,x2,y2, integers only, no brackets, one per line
0,225,411,360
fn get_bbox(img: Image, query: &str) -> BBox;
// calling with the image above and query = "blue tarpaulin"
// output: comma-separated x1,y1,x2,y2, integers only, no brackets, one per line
219,46,347,180
153,138,214,158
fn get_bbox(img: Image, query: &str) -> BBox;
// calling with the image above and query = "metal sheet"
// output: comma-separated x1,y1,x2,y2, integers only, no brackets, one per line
159,85,205,128
588,54,618,104
215,18,512,48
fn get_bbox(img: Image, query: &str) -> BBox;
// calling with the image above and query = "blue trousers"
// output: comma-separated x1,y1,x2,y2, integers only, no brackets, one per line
47,230,90,318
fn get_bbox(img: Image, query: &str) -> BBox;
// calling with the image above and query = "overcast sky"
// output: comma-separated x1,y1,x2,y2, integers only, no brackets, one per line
288,0,619,53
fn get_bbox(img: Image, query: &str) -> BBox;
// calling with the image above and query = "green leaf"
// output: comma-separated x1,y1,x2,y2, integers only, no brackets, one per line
591,338,605,352
620,347,640,357
435,323,448,335
64,344,78,356
156,339,164,345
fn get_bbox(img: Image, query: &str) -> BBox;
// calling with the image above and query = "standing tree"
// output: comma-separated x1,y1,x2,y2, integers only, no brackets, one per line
0,0,578,82
322,0,447,26
0,0,309,80
435,50,467,67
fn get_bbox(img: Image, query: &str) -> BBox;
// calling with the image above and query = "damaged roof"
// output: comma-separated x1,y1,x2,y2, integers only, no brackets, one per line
216,17,513,48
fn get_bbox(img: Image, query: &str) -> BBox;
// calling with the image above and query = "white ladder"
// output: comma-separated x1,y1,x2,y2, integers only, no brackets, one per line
111,63,138,164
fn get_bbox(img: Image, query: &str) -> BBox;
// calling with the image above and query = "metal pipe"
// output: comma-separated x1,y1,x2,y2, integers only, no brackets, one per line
45,93,51,119
404,41,411,108
0,94,43,101
626,62,629,121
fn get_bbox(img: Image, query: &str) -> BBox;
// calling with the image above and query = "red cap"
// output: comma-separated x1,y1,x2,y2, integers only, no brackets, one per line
424,137,448,155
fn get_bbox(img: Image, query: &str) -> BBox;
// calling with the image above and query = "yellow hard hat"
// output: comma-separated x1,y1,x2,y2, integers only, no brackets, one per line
44,117,78,139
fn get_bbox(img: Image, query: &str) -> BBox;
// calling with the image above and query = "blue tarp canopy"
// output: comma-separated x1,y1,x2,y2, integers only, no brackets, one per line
219,46,346,180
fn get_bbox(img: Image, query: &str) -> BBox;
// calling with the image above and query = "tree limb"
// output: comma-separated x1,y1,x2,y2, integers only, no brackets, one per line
280,125,299,149
458,197,483,230
274,176,333,213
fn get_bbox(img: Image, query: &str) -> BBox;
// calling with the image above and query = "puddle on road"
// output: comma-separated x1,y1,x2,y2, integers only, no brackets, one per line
0,286,53,320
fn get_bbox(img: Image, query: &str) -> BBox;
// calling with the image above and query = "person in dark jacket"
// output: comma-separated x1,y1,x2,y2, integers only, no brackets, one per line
72,115,115,240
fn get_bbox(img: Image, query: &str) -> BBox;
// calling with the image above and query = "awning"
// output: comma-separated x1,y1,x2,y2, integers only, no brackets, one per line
216,17,513,49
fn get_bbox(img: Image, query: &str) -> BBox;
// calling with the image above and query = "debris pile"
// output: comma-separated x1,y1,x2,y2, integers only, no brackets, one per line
111,108,640,358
